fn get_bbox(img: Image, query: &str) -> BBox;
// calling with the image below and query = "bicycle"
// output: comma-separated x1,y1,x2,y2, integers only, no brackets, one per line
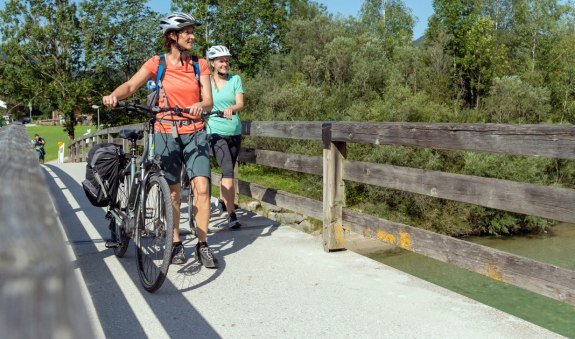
105,101,199,292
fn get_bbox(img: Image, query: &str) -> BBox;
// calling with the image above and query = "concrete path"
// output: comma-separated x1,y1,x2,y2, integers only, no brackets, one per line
43,162,562,338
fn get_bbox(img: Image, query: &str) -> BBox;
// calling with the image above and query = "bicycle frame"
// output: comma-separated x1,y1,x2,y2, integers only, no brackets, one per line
108,118,164,238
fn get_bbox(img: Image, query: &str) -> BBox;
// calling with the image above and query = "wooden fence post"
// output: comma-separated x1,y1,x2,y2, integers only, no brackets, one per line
88,136,94,155
81,139,86,162
322,122,346,252
68,144,74,162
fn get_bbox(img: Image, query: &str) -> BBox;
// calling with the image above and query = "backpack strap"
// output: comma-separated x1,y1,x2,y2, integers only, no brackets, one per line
156,54,167,83
191,55,202,101
157,54,170,108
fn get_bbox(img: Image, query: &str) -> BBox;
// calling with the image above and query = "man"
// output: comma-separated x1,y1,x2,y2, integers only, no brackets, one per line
33,134,46,164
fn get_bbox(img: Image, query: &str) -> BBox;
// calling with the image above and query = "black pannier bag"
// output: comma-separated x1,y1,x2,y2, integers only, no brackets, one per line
82,143,124,207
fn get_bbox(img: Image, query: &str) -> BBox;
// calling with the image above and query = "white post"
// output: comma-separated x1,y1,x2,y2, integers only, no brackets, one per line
57,142,65,163
28,101,32,122
91,105,100,130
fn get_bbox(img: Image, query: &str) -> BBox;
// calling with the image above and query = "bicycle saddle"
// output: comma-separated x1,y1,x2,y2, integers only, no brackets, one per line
119,129,144,141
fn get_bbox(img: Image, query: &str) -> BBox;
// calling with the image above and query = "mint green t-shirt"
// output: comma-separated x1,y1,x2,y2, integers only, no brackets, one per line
206,74,243,136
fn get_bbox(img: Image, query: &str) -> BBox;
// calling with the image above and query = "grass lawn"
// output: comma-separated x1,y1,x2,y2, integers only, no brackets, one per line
26,125,94,162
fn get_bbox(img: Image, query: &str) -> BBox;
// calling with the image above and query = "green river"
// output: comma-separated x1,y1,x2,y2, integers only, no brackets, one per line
367,223,575,337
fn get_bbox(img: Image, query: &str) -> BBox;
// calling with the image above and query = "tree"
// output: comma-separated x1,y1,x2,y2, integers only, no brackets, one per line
360,0,415,53
546,30,575,122
171,0,289,75
78,0,160,127
459,16,507,107
79,0,160,82
0,0,87,139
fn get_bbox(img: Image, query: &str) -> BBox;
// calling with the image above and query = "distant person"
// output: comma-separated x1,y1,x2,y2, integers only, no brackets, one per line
206,45,244,230
102,13,218,268
33,134,46,164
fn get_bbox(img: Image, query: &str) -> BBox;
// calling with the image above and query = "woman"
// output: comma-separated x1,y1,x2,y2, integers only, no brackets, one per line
206,45,244,229
102,13,218,268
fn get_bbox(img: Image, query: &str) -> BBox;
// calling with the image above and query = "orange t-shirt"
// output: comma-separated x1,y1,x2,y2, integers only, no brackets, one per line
142,54,210,134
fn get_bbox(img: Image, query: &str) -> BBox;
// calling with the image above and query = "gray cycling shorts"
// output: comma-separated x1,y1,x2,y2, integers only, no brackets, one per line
152,130,211,185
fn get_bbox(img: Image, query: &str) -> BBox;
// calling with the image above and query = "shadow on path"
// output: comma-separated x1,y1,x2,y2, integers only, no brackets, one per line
43,164,280,337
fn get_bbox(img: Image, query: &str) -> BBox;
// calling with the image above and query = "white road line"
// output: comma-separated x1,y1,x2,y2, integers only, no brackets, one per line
44,166,106,339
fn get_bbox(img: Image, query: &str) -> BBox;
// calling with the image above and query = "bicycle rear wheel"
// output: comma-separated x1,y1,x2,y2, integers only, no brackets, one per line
111,173,130,257
135,174,174,292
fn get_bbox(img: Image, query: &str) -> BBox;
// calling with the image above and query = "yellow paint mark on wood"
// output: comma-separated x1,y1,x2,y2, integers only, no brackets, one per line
399,231,412,250
334,224,345,247
484,263,503,281
376,231,397,245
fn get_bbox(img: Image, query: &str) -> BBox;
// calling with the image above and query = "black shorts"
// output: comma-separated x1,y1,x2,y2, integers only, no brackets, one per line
209,134,241,178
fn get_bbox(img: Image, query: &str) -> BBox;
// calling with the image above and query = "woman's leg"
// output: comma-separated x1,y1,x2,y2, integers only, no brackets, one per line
169,184,182,242
191,176,210,242
220,178,235,214
210,135,241,214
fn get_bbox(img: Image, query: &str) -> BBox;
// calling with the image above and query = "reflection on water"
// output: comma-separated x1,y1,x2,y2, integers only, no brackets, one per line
367,223,575,337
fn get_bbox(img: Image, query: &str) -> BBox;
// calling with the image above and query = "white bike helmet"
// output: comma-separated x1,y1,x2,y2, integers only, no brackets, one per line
207,45,232,60
159,12,201,34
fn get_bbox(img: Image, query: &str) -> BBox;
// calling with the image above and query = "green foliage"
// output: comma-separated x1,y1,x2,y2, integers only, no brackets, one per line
171,0,289,75
79,0,160,82
459,16,508,107
0,0,88,139
0,0,169,139
483,76,551,123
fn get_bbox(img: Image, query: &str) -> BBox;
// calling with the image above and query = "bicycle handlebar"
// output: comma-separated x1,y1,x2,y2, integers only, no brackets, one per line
114,101,225,118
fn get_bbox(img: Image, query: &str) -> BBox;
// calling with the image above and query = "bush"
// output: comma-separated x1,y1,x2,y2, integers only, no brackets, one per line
483,76,551,123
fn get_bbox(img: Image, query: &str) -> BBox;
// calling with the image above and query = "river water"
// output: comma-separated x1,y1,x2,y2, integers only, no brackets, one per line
367,223,575,337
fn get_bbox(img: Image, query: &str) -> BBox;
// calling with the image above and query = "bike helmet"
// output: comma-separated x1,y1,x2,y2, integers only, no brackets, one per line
207,45,232,60
159,12,201,34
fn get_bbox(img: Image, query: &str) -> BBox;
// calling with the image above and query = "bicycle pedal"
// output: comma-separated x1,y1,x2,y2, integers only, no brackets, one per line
105,240,120,248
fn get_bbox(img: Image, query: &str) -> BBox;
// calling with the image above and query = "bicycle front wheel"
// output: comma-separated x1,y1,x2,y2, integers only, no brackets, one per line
135,174,174,293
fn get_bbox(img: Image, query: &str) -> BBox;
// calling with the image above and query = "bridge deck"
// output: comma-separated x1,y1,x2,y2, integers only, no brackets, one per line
44,162,559,338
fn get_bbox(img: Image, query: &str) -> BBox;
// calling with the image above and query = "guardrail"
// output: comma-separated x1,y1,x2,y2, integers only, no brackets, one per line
1,124,94,338
69,120,575,306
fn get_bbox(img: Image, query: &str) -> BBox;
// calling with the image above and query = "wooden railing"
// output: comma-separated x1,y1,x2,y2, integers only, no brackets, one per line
0,124,94,338
69,121,575,306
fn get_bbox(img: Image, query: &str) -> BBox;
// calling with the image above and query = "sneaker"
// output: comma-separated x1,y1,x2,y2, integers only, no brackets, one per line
228,212,241,230
219,199,227,212
171,242,186,265
195,242,219,269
